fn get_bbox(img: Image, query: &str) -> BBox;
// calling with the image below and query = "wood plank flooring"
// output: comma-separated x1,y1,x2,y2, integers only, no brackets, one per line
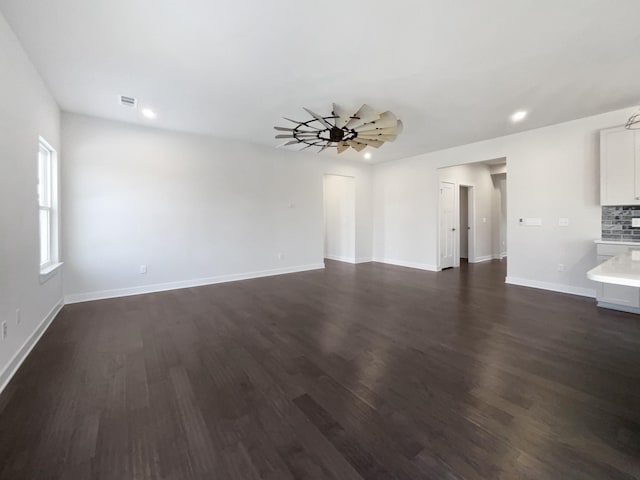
1,259,640,479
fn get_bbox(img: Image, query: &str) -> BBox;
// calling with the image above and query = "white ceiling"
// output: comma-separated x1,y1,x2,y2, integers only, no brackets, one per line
1,0,639,163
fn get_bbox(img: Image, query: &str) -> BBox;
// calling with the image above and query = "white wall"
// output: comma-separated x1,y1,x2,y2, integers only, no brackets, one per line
62,113,373,302
373,107,638,297
0,11,62,390
324,175,356,262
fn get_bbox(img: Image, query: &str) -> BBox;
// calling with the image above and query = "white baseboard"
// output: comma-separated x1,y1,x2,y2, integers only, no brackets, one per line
64,263,325,304
324,255,373,264
354,257,373,264
505,276,596,298
471,255,495,263
372,257,439,272
0,301,63,395
471,254,505,263
324,255,356,264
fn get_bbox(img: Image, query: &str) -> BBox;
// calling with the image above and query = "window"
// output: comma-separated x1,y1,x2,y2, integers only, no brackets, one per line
38,137,59,273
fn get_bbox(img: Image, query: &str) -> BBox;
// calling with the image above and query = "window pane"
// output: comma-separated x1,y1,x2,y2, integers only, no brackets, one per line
38,150,45,206
40,208,50,265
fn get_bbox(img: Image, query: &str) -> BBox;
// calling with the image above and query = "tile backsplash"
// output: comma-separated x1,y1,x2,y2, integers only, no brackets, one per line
602,206,640,241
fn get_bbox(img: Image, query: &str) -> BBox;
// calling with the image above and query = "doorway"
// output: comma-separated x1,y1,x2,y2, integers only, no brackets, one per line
323,174,356,263
459,185,474,264
437,158,507,271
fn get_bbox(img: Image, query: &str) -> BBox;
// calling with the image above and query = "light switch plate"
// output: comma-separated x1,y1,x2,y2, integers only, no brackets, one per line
524,218,542,226
632,218,640,228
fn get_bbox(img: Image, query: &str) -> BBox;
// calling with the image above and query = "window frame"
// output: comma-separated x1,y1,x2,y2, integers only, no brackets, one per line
38,136,61,278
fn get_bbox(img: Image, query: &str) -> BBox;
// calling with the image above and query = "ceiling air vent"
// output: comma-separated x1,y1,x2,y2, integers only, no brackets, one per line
119,95,137,108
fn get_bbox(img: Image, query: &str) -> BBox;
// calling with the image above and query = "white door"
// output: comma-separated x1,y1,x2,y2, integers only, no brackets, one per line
439,182,455,269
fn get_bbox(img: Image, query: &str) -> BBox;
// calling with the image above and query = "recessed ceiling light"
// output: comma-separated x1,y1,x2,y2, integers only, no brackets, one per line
364,152,372,160
511,110,527,122
142,108,156,119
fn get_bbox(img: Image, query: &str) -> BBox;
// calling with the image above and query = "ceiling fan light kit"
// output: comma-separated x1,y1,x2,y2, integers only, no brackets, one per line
274,103,403,153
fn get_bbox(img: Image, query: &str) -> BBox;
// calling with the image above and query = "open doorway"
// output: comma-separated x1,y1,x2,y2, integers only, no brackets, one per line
323,174,356,263
437,158,507,270
459,185,475,264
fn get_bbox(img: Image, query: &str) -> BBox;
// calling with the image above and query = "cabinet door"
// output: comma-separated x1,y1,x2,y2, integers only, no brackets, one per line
601,128,638,206
597,282,640,308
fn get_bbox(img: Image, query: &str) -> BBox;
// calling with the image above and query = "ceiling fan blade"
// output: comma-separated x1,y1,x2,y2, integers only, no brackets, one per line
318,142,333,152
347,140,367,152
303,108,334,129
274,126,317,133
332,103,351,129
336,143,350,154
275,133,317,139
300,141,320,150
345,104,378,129
351,137,384,148
355,111,398,132
283,117,322,130
276,140,300,147
357,133,397,142
356,124,401,136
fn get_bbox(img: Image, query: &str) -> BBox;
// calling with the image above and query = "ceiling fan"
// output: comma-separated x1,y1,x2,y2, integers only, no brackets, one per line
274,104,403,153
626,108,640,129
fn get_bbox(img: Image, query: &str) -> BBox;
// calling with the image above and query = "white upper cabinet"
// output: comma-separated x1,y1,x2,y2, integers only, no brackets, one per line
600,127,640,205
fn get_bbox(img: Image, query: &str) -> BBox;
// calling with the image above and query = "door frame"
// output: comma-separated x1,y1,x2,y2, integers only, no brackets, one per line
438,181,456,270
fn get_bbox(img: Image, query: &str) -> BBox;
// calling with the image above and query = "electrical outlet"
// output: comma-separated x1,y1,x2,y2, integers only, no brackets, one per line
15,308,20,325
558,218,569,226
1,321,7,340
557,264,565,272
139,264,147,274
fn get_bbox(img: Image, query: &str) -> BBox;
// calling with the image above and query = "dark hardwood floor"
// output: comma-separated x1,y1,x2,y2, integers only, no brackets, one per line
1,259,640,479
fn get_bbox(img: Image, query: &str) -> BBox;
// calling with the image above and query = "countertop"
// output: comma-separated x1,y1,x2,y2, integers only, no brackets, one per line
594,240,640,246
587,250,640,287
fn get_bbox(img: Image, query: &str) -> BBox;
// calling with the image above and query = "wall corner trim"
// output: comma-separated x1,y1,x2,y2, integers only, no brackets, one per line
0,301,64,395
505,276,596,298
64,263,326,304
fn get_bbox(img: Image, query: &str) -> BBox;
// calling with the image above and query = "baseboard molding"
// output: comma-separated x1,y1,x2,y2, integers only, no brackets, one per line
471,255,495,263
372,257,439,272
505,276,596,298
0,301,63,395
471,254,505,264
64,263,325,304
324,255,357,264
354,257,373,264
